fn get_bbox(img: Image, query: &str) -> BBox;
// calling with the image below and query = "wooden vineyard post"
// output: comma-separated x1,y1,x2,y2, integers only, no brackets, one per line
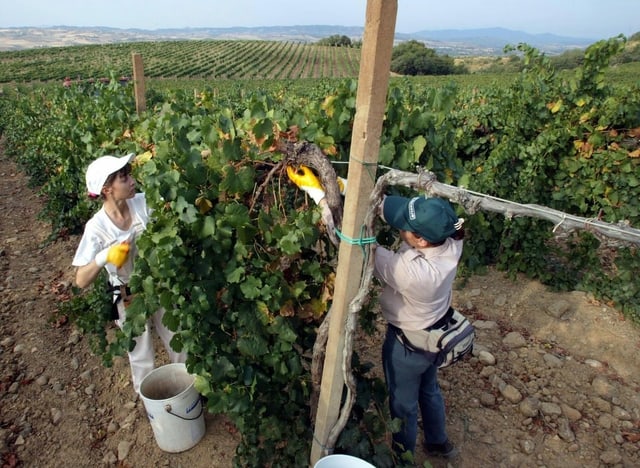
310,0,397,465
131,53,146,114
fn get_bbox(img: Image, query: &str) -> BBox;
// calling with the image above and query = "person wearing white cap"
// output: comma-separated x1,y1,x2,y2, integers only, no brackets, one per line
72,153,185,395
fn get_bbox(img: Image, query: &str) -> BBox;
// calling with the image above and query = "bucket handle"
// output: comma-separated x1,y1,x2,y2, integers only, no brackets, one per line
163,397,204,421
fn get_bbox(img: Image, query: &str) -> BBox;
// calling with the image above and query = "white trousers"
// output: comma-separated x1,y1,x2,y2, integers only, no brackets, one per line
116,303,187,394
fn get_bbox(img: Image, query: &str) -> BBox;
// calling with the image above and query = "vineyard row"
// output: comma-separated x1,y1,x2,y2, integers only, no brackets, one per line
0,39,361,83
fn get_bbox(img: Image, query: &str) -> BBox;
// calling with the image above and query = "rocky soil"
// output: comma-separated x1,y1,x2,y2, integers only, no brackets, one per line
1,148,639,468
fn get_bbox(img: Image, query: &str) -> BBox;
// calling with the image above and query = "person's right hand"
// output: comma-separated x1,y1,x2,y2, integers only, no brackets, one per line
286,165,326,204
95,242,130,268
337,176,347,195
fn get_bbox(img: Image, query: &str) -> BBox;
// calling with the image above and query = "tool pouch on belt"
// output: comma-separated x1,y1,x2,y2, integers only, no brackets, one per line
393,307,475,368
107,283,133,320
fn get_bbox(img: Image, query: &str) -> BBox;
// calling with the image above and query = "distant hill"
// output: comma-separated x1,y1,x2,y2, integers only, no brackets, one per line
0,25,599,55
402,27,598,55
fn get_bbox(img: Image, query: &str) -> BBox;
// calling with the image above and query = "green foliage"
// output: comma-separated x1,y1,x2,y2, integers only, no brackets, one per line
381,79,463,181
593,248,640,323
2,75,139,237
481,54,526,74
317,35,355,47
458,38,640,311
391,40,464,76
334,354,397,467
125,91,342,465
613,42,640,64
483,33,640,75
550,48,585,70
55,270,129,366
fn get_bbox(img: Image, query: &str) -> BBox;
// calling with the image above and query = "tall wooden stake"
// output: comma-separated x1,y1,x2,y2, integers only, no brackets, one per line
310,0,397,465
131,52,146,114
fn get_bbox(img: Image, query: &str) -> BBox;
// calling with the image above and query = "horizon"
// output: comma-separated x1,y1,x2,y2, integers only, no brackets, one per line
2,0,639,40
0,23,621,38
0,24,608,56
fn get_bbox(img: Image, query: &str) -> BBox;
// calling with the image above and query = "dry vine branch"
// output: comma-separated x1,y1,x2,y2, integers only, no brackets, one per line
249,161,281,215
274,140,346,417
402,168,640,247
324,173,387,453
275,139,343,227
309,310,330,424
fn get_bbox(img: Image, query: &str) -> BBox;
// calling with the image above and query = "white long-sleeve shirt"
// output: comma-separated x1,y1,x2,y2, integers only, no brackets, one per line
373,237,463,331
72,193,149,286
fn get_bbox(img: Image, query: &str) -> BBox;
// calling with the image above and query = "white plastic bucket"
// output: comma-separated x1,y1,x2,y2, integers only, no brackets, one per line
314,454,376,468
139,363,206,452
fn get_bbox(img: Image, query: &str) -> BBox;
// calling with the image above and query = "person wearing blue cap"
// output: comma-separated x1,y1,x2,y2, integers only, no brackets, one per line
374,195,465,462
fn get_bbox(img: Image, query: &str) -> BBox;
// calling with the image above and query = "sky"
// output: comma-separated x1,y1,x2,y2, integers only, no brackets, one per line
1,0,638,40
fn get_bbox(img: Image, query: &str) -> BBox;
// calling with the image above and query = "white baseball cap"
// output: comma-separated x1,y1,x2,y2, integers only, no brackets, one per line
85,153,135,196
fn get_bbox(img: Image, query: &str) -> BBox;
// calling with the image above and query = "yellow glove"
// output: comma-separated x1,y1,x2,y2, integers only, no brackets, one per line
95,242,130,268
286,165,326,204
337,176,347,196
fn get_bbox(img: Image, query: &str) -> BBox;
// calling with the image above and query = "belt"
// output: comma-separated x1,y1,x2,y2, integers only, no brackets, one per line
389,307,454,333
107,284,133,319
426,306,454,331
389,307,454,356
115,286,132,307
108,284,131,300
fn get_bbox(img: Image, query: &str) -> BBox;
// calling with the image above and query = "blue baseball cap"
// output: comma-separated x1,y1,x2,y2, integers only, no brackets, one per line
382,196,459,243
